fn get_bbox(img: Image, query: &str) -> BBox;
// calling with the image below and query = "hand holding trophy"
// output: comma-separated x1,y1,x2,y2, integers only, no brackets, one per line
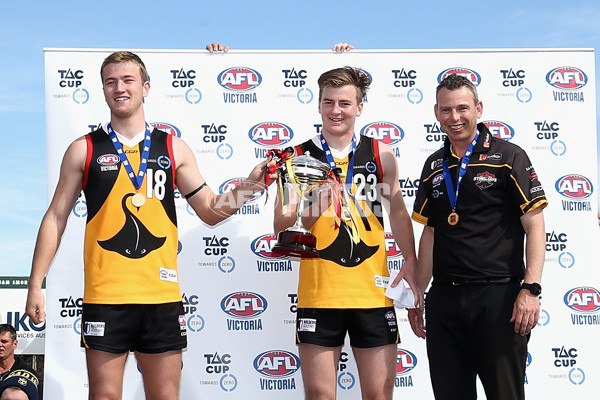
269,147,339,258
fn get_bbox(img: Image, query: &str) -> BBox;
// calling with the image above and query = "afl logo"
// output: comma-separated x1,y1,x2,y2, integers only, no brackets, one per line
253,350,300,378
97,154,120,165
218,67,262,91
248,122,293,147
564,287,600,313
385,311,396,322
385,233,402,259
438,68,481,86
432,174,444,186
221,292,268,318
251,234,285,259
360,122,404,145
397,348,418,375
482,120,514,141
546,67,588,90
555,175,593,199
219,178,264,203
150,122,181,138
355,68,372,84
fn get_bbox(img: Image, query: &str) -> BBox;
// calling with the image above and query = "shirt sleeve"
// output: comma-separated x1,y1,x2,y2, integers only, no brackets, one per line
412,156,440,226
508,147,548,214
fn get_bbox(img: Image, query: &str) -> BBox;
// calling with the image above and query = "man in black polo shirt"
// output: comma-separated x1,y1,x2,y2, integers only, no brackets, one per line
409,74,547,400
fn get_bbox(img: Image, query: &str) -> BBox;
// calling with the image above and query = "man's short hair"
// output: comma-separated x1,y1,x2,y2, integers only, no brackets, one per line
0,324,17,341
318,66,370,104
436,73,479,104
100,51,148,83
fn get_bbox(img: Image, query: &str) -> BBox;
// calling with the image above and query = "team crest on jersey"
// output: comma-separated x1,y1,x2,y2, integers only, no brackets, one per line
97,193,166,258
318,220,379,268
473,171,497,190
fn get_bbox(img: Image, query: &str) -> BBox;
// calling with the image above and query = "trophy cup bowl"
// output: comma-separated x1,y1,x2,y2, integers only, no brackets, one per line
272,152,332,258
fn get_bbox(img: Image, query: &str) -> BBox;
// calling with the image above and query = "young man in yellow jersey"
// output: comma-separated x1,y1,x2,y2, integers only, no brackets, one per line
26,50,272,400
274,66,422,400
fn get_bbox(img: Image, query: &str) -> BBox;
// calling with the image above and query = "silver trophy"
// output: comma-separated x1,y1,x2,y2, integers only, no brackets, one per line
272,151,333,258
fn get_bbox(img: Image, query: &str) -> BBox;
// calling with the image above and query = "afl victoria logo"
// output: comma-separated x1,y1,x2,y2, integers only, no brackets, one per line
438,68,481,86
221,292,268,318
555,175,593,199
218,67,262,91
546,67,587,90
360,122,404,145
564,287,600,312
253,350,300,377
97,154,120,165
248,122,293,147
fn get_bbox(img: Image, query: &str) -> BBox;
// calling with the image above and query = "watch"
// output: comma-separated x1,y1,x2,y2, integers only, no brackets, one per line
521,282,542,296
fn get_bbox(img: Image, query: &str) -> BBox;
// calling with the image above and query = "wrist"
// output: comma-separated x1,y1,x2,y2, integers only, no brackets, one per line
521,282,542,296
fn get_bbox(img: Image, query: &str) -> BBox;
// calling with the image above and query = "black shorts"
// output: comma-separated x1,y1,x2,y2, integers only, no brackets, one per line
296,307,399,348
80,302,187,354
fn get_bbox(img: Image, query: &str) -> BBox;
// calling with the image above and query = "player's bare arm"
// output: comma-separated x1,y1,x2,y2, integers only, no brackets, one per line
27,137,86,324
173,136,273,225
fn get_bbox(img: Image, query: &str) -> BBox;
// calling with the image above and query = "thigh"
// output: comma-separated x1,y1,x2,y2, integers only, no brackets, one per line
352,344,396,400
474,283,528,400
426,286,477,400
85,348,128,400
298,343,341,400
136,350,182,400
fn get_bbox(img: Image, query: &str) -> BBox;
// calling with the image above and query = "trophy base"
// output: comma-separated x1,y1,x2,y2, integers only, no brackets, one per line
272,229,320,258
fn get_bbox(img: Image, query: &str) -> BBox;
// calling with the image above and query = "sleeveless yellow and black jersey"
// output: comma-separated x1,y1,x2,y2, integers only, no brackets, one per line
294,136,392,309
82,127,180,304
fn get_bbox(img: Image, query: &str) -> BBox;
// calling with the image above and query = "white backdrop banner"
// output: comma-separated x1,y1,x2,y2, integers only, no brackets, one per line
0,279,45,354
43,48,599,399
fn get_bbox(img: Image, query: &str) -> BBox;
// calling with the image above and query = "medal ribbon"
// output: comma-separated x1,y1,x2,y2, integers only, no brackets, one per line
107,123,152,192
267,148,295,213
442,131,479,213
320,134,360,244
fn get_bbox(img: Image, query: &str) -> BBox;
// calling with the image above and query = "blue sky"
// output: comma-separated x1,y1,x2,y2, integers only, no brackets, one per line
1,0,599,275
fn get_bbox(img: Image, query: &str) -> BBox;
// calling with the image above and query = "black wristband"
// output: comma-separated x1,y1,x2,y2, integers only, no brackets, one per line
183,182,207,199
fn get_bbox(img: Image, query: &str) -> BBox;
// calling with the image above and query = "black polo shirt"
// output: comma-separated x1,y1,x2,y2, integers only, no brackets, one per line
412,123,548,284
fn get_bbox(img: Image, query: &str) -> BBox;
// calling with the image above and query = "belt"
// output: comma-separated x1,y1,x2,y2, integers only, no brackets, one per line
442,277,519,286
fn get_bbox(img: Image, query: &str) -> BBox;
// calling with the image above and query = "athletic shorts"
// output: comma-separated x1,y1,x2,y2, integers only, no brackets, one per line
80,302,187,354
296,307,399,348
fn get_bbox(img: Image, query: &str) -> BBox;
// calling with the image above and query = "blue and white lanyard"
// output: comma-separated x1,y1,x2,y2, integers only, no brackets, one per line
319,133,357,186
107,123,152,191
442,131,479,211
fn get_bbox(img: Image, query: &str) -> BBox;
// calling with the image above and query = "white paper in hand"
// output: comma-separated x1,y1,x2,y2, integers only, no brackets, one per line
385,271,416,308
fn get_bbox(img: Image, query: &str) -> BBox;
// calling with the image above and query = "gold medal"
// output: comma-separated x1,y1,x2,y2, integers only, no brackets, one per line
131,192,146,208
448,211,459,226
